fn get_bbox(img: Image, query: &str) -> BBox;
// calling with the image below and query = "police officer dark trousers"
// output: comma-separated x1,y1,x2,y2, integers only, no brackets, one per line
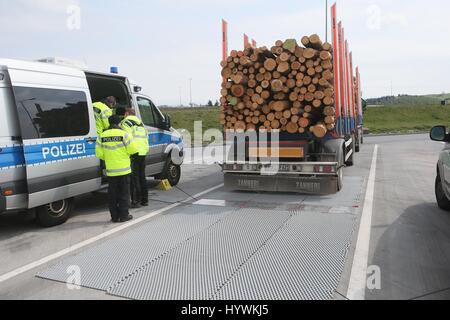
121,109,150,207
96,116,139,223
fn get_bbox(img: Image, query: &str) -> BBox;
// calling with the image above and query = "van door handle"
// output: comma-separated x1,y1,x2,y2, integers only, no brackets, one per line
85,137,97,144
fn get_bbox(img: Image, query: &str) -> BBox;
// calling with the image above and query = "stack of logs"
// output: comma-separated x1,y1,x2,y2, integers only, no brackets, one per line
220,34,336,138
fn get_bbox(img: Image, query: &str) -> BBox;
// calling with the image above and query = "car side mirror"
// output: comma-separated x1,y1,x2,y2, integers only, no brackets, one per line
430,126,448,142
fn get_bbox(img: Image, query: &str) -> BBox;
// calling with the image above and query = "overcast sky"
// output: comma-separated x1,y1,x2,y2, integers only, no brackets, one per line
0,0,449,105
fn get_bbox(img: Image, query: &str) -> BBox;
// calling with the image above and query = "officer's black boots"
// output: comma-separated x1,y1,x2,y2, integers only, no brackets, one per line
120,215,133,223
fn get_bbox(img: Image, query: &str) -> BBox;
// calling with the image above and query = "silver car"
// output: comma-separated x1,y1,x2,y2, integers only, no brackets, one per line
430,126,450,210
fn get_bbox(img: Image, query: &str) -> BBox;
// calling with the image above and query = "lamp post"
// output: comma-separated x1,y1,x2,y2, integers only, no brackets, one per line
189,78,193,107
325,0,329,42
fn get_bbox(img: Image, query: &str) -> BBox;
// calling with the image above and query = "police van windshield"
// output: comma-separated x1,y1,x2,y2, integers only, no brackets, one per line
137,96,164,129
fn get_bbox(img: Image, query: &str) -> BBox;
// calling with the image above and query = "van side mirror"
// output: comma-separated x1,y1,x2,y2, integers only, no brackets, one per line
164,114,172,130
430,126,448,142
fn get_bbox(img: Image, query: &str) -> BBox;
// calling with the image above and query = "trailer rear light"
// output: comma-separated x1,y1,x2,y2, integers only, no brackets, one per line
3,189,14,196
323,166,334,173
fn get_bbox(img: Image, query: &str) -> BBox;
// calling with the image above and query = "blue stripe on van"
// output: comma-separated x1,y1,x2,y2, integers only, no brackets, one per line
0,145,26,169
23,139,96,166
0,132,182,169
148,132,183,147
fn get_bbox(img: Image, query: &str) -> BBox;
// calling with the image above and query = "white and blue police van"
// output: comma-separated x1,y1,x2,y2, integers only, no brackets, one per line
0,58,184,227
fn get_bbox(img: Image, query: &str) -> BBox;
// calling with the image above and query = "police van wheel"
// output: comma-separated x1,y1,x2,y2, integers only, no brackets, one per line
167,162,181,186
156,161,181,187
36,198,74,228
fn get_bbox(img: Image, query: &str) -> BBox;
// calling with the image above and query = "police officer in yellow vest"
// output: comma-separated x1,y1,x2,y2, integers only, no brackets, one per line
93,96,118,136
96,115,139,223
121,108,150,208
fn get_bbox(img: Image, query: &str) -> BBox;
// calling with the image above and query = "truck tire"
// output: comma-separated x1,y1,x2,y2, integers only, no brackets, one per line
35,198,74,228
435,175,450,211
156,160,181,187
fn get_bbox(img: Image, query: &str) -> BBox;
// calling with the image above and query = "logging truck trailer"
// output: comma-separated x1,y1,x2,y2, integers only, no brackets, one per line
222,117,360,195
221,40,365,195
220,5,363,194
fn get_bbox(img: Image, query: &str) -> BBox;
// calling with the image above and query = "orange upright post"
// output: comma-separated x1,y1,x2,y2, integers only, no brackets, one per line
349,52,356,129
222,19,228,63
331,3,341,135
344,40,352,131
338,23,348,133
355,66,362,126
244,34,250,49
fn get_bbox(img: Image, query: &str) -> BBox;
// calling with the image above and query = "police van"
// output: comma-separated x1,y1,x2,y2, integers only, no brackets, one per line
0,58,184,227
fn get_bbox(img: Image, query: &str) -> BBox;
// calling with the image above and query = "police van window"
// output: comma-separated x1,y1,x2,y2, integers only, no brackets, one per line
137,97,156,127
150,101,165,128
13,87,90,140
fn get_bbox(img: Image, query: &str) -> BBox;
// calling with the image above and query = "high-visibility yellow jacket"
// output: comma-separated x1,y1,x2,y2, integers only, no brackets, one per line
93,102,113,136
96,128,139,177
120,116,150,157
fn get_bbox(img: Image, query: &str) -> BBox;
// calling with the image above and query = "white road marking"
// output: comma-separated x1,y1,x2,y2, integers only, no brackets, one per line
193,199,227,207
347,144,379,300
0,183,224,285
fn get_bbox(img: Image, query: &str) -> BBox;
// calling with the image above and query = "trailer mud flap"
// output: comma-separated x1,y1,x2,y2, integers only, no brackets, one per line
0,194,6,213
224,174,338,195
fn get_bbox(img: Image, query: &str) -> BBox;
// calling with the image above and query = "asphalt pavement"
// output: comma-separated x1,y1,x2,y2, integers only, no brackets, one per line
366,134,450,300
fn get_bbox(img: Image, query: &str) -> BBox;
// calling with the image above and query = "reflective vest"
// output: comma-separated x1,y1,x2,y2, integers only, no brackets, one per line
120,116,150,157
93,102,113,136
95,128,139,177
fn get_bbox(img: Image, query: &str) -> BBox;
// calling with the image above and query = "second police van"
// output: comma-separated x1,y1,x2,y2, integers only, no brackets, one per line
0,58,184,227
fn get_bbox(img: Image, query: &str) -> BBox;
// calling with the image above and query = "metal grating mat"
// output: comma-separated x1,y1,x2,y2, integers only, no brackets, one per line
107,209,292,300
212,212,357,300
301,176,366,208
36,176,365,300
36,205,235,291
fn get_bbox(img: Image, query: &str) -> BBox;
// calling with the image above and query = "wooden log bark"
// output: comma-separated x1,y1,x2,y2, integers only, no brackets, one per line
272,101,290,112
231,85,245,97
309,34,323,50
286,122,299,134
311,124,327,138
301,36,310,47
264,58,277,72
271,79,284,92
221,37,337,134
